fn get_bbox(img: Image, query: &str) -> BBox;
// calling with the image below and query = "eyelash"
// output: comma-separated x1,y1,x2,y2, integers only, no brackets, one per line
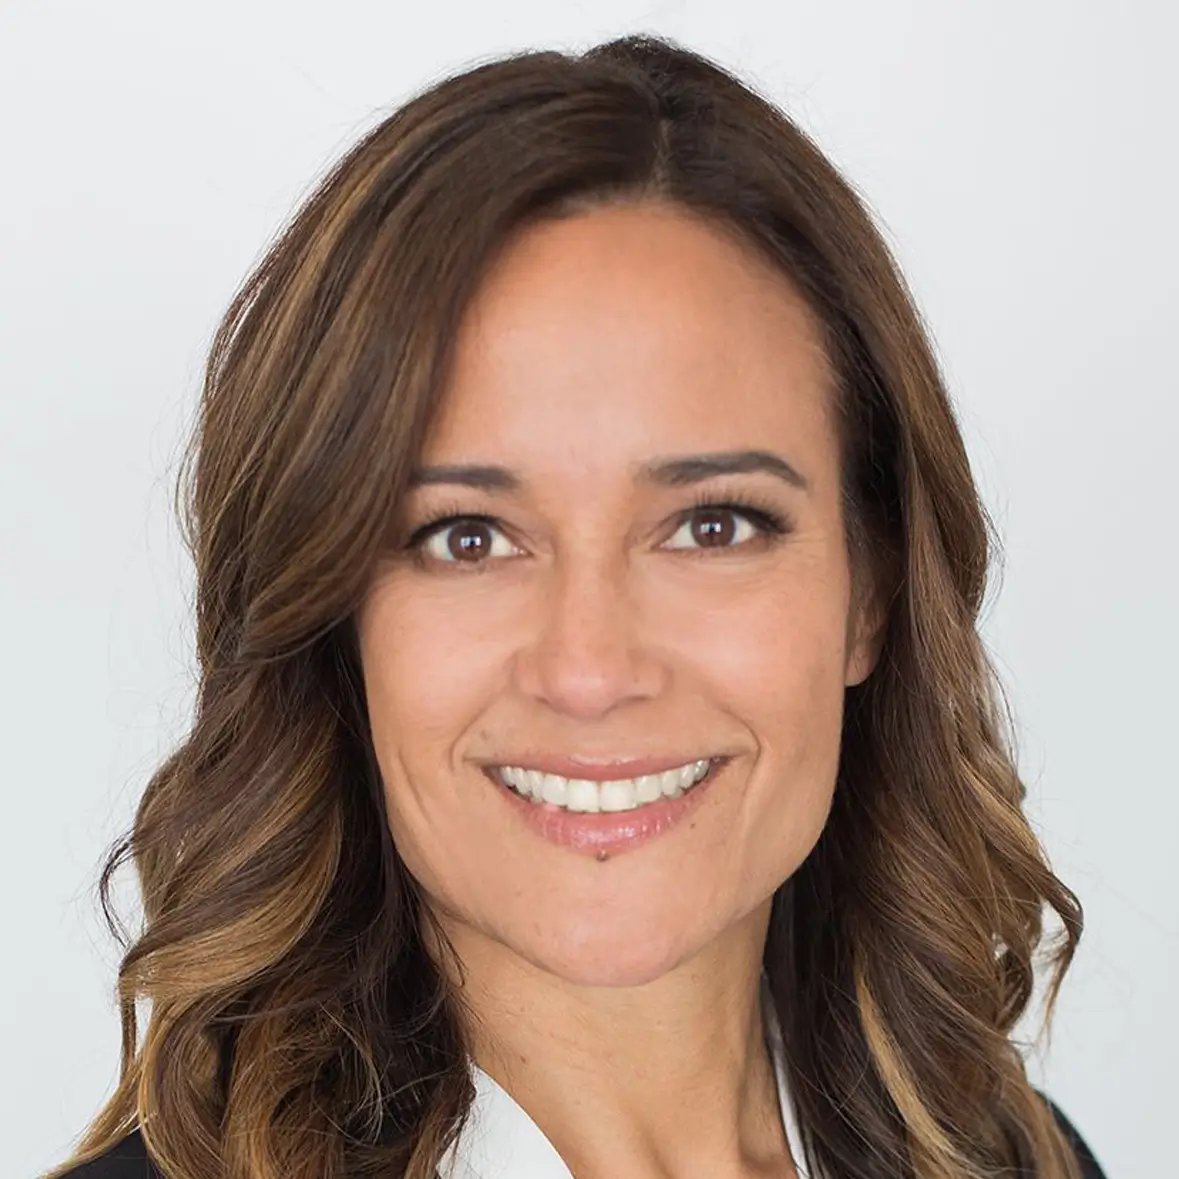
400,490,793,568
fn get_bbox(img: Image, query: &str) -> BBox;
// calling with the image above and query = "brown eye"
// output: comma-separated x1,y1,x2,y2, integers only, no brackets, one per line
665,506,763,551
417,518,517,564
448,522,491,561
691,508,738,547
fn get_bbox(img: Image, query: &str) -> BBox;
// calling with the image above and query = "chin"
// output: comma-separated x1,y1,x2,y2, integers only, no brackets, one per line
511,914,701,989
533,952,690,990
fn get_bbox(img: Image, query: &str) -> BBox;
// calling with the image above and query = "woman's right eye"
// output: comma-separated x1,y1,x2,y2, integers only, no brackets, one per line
411,516,519,566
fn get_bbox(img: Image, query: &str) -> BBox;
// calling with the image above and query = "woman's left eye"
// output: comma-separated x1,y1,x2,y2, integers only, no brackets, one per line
663,504,785,551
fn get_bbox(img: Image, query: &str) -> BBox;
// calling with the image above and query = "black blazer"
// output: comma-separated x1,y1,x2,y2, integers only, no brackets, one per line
48,1095,1110,1179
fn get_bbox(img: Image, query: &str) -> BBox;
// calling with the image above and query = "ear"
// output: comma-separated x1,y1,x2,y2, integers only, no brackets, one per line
844,569,891,687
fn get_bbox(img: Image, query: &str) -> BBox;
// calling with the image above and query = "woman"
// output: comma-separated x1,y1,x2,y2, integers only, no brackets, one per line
46,33,1109,1179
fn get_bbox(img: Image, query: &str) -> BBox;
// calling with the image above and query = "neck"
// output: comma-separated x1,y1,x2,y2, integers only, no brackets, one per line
432,898,796,1179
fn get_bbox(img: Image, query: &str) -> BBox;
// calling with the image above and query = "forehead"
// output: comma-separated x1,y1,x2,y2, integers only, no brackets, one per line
425,202,837,479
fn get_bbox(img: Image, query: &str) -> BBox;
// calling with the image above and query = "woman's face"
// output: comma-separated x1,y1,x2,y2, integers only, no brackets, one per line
356,201,881,988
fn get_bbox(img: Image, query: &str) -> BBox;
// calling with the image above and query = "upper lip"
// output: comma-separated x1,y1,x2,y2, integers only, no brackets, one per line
480,753,727,780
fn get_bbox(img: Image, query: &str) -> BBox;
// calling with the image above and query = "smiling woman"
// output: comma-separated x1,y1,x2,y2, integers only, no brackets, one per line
45,32,1107,1179
358,207,865,905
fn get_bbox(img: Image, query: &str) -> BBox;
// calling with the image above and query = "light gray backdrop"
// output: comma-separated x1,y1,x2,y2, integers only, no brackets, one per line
3,2,1174,1176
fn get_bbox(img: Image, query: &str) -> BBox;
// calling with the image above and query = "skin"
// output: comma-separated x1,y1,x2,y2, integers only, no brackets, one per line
355,200,885,1179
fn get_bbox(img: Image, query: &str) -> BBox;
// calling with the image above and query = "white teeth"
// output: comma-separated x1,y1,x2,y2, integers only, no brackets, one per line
495,759,713,813
540,773,567,805
634,774,663,804
600,780,635,812
661,772,681,798
566,778,599,812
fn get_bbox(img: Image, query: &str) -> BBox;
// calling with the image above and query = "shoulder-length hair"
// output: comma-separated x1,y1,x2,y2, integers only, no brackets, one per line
48,33,1083,1179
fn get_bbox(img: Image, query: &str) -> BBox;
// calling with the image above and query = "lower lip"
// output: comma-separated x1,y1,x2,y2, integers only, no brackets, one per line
485,759,729,856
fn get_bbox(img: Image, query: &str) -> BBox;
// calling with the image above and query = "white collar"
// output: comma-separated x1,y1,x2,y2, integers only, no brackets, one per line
437,972,809,1179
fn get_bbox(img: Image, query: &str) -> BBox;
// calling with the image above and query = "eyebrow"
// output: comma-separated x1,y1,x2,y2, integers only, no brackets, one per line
406,449,810,494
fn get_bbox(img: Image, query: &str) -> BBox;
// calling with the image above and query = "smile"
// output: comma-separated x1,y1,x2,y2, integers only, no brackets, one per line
489,758,717,813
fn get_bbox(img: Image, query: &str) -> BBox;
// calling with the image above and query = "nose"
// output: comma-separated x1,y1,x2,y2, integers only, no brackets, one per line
511,552,668,720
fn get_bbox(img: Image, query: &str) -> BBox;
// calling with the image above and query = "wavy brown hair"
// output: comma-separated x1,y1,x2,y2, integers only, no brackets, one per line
47,33,1085,1179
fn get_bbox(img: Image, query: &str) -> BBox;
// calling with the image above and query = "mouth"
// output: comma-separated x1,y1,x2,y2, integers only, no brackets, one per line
484,756,729,814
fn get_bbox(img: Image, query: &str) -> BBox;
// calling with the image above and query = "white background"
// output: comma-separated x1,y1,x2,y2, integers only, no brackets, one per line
2,2,1174,1176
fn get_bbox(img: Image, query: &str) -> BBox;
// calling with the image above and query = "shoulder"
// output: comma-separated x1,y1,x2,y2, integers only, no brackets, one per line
1040,1091,1110,1179
50,1098,1108,1179
51,1129,164,1179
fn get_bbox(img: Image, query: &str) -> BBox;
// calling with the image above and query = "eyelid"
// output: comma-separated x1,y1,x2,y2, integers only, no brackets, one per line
674,489,792,537
667,502,788,547
403,510,507,552
398,513,515,570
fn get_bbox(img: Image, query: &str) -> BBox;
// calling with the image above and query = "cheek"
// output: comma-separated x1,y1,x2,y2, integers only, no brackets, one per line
355,586,497,907
671,566,851,847
664,557,853,730
357,581,499,766
695,600,847,710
